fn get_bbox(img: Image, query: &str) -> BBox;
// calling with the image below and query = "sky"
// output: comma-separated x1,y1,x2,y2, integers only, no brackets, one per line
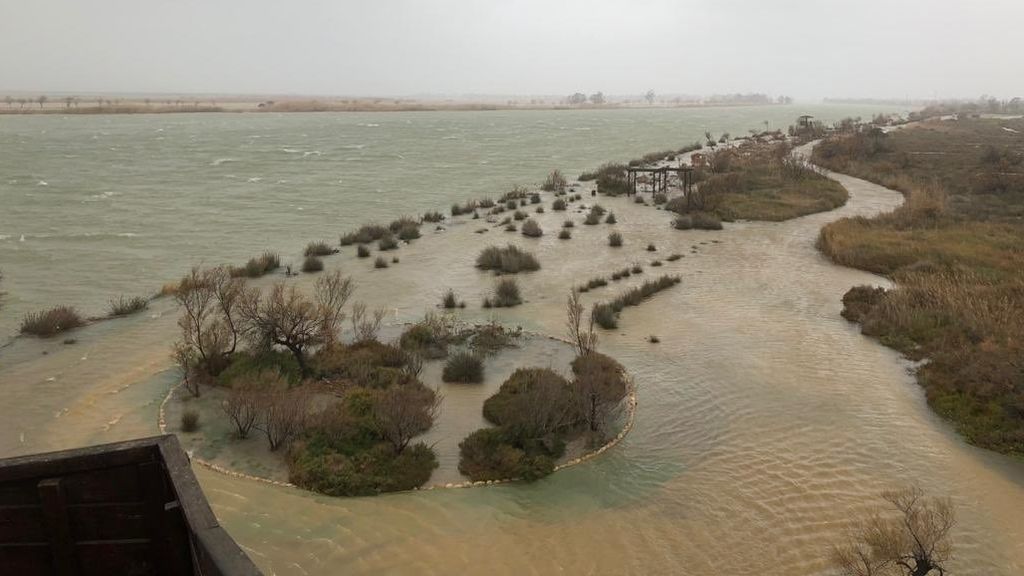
1,0,1021,101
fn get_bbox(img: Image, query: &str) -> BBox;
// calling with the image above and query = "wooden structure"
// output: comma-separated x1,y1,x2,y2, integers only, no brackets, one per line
0,436,261,576
625,165,694,194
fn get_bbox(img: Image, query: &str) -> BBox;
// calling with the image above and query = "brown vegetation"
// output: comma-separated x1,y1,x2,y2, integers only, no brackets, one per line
813,118,1024,454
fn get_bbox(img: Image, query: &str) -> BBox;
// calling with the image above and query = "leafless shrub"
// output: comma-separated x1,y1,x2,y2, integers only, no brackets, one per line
350,301,387,343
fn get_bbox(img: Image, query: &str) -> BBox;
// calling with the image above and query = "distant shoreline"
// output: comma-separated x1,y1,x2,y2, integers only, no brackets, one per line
0,100,794,116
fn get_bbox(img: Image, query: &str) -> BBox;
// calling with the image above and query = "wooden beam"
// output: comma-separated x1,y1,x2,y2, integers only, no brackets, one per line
38,478,76,576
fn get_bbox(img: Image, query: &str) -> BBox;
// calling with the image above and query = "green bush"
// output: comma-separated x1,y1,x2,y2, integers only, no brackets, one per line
443,352,484,383
457,427,555,482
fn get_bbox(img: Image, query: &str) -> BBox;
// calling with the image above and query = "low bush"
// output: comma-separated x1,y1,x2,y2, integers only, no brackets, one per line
647,243,657,252
20,306,84,337
591,303,618,329
584,209,602,225
230,252,280,278
357,244,371,258
530,193,541,204
374,256,389,269
504,223,517,232
458,427,556,482
553,198,567,211
423,211,445,223
592,275,681,329
492,278,522,307
608,232,623,247
521,219,543,238
631,263,643,274
653,193,667,205
476,245,540,273
109,295,148,317
666,253,683,262
651,260,663,267
536,206,545,214
181,410,200,432
340,224,388,246
558,229,571,240
605,212,617,224
378,233,399,251
304,241,336,257
673,212,723,230
542,169,568,193
513,210,527,221
302,255,324,273
443,351,484,383
442,289,461,309
563,219,574,228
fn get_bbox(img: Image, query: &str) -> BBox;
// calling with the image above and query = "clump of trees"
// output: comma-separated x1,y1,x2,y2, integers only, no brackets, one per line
831,486,955,576
458,293,627,482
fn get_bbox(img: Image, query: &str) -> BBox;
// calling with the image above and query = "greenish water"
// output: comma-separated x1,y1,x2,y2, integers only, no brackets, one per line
2,105,884,337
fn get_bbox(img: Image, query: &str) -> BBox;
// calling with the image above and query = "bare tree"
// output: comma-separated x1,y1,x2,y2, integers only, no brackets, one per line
222,372,273,439
372,385,441,454
210,267,245,355
37,95,47,109
350,301,387,343
566,289,598,356
240,271,354,375
832,486,955,576
644,89,655,105
259,386,311,451
171,341,201,397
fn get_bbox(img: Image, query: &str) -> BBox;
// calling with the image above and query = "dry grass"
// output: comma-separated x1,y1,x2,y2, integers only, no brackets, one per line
815,118,1024,454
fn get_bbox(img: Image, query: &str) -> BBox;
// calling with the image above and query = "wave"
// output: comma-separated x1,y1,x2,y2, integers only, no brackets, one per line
15,231,140,240
302,150,322,157
210,157,238,166
341,144,365,150
359,123,380,127
281,148,301,154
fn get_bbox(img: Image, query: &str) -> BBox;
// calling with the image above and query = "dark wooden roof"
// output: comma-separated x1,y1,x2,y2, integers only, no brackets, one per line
0,435,262,576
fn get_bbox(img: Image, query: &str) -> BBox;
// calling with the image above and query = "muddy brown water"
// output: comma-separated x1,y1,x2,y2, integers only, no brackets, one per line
2,116,1023,575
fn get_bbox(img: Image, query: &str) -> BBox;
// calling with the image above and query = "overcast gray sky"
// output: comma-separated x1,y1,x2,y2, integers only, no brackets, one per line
1,0,1021,100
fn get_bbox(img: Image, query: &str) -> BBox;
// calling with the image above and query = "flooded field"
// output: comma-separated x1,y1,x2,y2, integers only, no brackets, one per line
2,106,1022,575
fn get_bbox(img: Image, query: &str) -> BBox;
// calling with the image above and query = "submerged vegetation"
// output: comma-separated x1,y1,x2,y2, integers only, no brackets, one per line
20,305,85,337
814,117,1024,455
591,275,682,329
476,245,540,274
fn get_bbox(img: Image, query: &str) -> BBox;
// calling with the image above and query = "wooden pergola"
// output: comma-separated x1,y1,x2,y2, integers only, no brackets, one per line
625,166,694,194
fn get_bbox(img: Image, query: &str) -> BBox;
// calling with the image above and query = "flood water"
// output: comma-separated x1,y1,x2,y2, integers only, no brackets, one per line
2,106,1023,575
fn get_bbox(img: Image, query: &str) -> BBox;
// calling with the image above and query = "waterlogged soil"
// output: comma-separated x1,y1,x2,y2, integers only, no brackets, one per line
1,119,1024,575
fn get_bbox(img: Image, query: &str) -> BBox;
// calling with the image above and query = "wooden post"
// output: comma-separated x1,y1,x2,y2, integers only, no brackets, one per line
38,478,77,576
